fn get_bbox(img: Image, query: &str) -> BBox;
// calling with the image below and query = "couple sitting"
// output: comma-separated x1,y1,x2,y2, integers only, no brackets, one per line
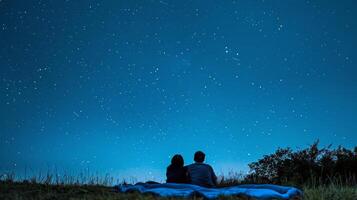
166,151,217,188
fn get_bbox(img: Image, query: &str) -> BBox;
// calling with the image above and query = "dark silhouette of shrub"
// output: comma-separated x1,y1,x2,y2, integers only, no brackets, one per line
245,141,357,186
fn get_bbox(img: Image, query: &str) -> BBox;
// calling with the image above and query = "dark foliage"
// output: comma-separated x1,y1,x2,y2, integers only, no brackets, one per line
246,141,357,186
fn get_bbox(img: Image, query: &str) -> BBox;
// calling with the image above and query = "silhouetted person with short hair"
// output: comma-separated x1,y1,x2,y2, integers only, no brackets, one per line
166,154,190,183
186,151,217,187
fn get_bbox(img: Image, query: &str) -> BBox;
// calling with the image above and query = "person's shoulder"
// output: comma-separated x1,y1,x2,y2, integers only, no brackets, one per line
166,165,172,171
199,163,212,167
206,163,213,168
187,163,210,169
185,163,200,170
167,164,177,171
201,163,214,170
185,163,194,168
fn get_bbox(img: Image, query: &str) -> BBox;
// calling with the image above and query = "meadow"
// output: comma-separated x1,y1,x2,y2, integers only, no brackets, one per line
1,173,356,200
1,142,356,200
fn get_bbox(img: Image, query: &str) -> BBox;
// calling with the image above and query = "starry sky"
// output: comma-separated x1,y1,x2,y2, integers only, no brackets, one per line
1,0,357,182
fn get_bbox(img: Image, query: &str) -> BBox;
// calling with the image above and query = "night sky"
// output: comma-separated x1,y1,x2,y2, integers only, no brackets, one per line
1,0,357,182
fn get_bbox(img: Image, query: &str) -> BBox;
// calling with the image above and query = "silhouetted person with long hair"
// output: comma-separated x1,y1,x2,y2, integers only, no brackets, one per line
166,154,190,183
186,151,217,187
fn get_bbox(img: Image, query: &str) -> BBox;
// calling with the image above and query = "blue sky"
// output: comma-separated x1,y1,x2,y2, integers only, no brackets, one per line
1,0,357,182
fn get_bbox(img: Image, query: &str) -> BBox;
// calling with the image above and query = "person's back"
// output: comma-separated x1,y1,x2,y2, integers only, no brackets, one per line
186,163,216,187
166,154,190,183
166,165,189,183
186,151,217,187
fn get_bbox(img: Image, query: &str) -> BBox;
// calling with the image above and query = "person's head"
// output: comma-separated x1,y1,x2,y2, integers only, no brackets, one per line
194,151,205,163
171,154,184,167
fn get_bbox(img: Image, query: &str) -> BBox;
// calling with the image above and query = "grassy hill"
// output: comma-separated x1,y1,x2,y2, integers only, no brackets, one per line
1,142,356,199
1,178,357,200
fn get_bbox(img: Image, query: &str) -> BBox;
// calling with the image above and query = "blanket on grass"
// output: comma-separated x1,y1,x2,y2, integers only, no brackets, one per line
117,183,303,199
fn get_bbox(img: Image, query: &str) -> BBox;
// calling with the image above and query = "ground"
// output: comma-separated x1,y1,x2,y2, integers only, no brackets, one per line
1,180,356,200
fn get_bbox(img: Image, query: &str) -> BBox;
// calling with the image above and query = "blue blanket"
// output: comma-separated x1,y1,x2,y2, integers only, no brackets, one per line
117,183,303,199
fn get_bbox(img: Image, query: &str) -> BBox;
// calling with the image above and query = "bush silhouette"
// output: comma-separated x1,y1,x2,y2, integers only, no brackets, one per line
245,141,357,186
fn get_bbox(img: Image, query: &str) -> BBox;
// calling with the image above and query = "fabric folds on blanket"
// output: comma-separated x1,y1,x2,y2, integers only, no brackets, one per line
116,183,303,199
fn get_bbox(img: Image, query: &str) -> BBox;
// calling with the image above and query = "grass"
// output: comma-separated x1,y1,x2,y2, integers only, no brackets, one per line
0,180,216,200
1,173,356,200
302,184,357,200
0,180,208,200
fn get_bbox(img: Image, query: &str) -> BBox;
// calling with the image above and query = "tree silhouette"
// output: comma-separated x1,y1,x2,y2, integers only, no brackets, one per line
246,141,357,186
